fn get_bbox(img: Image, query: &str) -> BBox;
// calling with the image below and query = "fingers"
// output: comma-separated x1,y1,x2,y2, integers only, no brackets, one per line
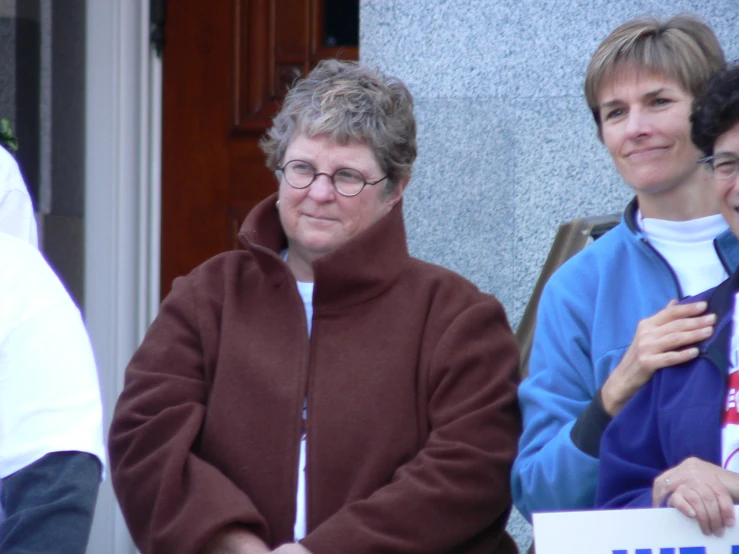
634,307,715,372
655,314,715,345
639,345,701,371
650,300,709,325
603,302,714,415
652,472,673,506
643,312,715,347
667,482,734,536
655,459,737,537
717,488,736,529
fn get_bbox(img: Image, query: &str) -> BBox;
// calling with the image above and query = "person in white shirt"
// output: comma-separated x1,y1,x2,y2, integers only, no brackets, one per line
0,145,38,247
0,232,105,553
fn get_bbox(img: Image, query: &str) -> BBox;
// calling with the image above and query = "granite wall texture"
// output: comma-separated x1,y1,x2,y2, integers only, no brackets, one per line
360,1,739,551
361,0,738,328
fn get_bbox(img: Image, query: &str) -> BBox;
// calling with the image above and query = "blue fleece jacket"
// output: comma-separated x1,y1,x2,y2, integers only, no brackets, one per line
512,199,739,522
596,270,737,508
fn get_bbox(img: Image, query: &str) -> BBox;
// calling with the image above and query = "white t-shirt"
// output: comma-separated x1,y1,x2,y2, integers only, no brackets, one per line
722,293,739,471
0,147,38,247
0,233,105,522
638,211,729,297
281,250,314,541
294,280,313,541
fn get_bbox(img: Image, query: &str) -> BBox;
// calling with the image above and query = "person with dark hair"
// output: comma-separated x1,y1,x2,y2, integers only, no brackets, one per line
513,14,739,521
109,59,521,554
597,61,739,537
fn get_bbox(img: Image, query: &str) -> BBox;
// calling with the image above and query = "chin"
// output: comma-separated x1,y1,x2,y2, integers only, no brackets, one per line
300,237,344,258
628,174,685,196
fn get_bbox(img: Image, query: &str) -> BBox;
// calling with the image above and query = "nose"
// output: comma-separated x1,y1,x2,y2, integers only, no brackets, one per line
308,172,336,202
625,107,651,139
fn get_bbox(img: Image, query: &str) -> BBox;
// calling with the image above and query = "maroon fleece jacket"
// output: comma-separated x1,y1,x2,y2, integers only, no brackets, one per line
109,194,521,554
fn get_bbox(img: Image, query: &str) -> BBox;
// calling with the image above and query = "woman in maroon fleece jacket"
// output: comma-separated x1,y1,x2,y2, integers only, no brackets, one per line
109,59,521,554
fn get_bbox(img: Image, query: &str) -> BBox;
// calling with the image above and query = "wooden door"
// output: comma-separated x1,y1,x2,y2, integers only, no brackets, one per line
161,0,358,297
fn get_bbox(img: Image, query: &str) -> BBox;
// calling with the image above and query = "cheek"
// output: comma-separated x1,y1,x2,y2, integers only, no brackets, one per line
342,200,383,233
672,123,693,146
279,183,305,208
601,130,621,159
718,180,736,203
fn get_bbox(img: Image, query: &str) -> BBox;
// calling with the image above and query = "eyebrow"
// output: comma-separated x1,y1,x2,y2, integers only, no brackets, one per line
599,87,673,110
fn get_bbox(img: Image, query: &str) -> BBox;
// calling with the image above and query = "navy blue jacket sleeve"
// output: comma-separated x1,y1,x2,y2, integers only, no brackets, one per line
0,451,102,554
596,374,666,508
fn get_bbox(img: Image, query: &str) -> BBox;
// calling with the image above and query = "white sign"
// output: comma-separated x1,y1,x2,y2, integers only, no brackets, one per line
533,507,739,554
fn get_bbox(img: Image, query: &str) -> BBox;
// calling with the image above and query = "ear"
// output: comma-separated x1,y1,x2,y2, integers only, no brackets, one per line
386,176,410,209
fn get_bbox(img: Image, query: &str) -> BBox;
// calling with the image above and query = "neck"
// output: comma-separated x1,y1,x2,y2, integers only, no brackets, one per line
637,170,720,221
286,246,316,282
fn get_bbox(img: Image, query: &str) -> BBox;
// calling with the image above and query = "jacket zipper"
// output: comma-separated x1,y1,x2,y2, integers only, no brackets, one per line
291,278,311,541
638,236,683,298
253,242,311,541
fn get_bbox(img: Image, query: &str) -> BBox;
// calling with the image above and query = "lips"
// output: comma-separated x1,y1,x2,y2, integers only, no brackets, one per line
302,213,335,222
626,146,669,160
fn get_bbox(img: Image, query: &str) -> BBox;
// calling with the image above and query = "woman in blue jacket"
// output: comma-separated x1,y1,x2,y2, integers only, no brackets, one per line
598,61,739,538
512,15,739,521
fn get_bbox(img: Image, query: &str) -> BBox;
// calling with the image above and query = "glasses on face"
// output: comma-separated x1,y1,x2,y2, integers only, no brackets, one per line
699,153,739,180
275,160,388,197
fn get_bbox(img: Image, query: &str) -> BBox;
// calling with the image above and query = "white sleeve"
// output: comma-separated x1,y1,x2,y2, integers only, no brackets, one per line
0,148,38,248
0,189,39,247
0,240,104,478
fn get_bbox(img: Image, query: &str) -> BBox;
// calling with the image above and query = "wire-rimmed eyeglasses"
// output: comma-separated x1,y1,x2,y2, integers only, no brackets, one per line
698,153,739,180
276,160,388,197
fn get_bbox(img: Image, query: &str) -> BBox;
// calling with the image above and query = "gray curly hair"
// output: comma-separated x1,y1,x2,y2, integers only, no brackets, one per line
259,59,417,193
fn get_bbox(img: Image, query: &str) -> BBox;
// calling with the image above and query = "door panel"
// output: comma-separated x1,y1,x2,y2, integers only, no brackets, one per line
161,0,357,297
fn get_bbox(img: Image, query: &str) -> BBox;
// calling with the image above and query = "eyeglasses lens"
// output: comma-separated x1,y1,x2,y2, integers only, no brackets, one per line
333,169,365,196
282,161,367,196
284,161,315,188
713,154,739,180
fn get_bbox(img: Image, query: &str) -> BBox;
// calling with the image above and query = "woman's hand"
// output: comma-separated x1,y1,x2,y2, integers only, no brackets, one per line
601,300,714,416
652,458,739,536
199,525,271,554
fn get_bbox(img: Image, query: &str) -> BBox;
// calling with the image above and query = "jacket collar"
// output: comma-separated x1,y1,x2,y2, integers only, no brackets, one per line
238,193,410,310
623,195,739,274
700,268,739,371
623,196,640,235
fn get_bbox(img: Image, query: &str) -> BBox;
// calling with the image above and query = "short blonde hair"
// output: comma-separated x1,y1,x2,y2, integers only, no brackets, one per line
260,59,417,193
584,14,725,139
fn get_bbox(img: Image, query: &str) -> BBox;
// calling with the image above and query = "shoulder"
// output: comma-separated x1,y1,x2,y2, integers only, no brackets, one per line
405,256,503,312
538,220,650,321
170,249,262,293
0,233,79,336
547,221,632,290
0,233,66,300
400,258,512,354
161,250,274,326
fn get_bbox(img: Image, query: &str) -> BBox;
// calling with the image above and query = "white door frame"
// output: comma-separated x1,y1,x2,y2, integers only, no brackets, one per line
84,0,161,551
